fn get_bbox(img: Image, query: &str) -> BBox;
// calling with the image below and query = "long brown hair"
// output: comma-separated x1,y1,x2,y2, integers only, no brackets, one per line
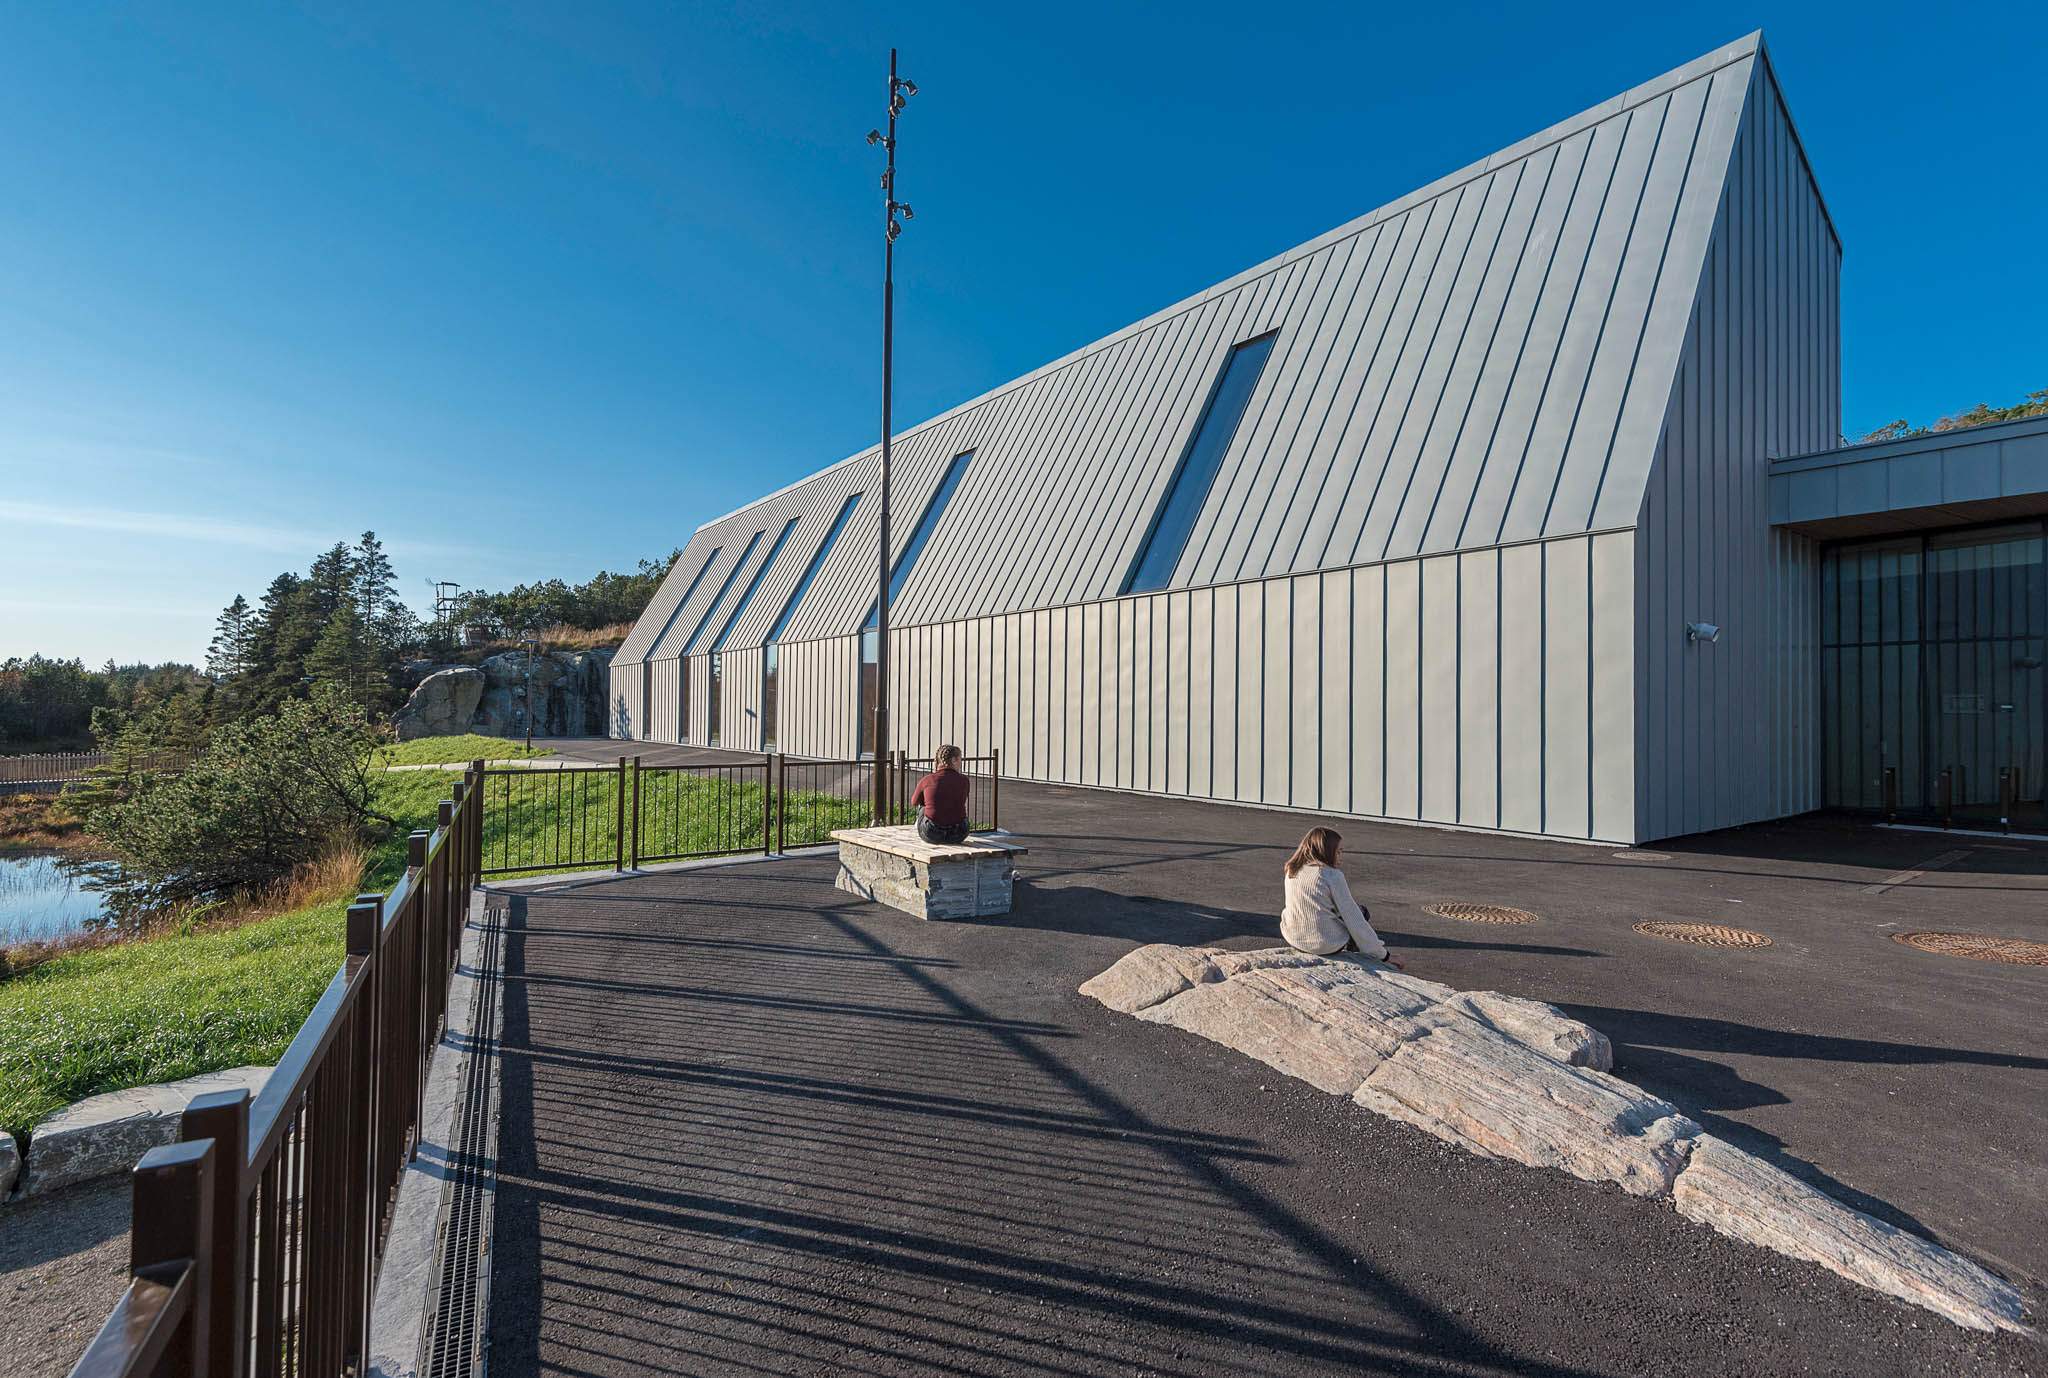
1284,826,1342,878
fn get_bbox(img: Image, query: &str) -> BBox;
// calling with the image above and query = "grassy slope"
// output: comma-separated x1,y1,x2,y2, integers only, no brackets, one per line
0,769,450,1138
371,735,554,767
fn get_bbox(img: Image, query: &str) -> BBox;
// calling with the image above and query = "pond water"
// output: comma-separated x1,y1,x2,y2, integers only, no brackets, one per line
0,852,116,944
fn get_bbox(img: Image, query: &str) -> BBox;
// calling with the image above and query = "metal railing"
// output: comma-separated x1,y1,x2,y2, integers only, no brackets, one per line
475,750,1004,877
68,765,485,1378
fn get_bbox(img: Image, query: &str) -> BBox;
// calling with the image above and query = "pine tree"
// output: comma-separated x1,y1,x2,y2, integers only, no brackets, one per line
206,595,253,681
305,605,369,704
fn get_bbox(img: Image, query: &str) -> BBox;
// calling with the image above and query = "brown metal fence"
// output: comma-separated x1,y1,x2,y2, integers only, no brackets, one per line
66,765,485,1378
473,750,1004,878
65,746,1006,1378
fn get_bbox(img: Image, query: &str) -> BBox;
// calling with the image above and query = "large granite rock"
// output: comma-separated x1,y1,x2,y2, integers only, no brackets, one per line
1081,944,2028,1332
1672,1135,2027,1333
393,649,616,741
393,667,485,741
1,1133,18,1197
1356,1017,1699,1196
21,1065,272,1197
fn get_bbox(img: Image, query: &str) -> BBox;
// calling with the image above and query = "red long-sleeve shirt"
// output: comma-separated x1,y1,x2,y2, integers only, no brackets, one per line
911,767,970,826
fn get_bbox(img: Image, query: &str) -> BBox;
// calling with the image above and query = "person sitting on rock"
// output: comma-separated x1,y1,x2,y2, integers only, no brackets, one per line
911,744,972,845
1281,826,1404,969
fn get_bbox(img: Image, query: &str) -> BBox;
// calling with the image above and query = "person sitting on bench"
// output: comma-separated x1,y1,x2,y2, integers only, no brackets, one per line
912,744,973,845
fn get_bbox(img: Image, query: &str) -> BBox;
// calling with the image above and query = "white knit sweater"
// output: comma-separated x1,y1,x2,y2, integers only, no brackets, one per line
1280,864,1388,959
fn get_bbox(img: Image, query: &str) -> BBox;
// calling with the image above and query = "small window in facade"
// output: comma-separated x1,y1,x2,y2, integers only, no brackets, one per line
711,517,800,652
683,530,766,654
708,652,723,747
767,493,862,645
679,662,692,743
762,644,780,751
1122,333,1277,594
865,450,973,627
858,629,878,757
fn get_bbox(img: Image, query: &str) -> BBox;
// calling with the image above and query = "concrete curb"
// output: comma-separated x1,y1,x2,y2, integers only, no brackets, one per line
3,1065,274,1204
368,889,505,1378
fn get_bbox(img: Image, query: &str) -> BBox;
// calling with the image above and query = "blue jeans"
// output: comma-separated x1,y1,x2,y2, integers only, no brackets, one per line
917,813,970,845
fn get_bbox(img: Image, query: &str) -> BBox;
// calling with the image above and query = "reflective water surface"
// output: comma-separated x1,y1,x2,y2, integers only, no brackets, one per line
0,852,115,943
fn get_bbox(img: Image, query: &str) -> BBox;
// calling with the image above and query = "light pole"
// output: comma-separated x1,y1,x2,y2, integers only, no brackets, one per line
521,634,539,751
866,50,917,823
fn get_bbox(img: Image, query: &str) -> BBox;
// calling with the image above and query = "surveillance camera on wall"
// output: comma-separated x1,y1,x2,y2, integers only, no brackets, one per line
1686,622,1721,644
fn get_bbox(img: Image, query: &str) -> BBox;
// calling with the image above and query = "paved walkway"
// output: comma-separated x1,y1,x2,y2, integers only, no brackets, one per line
525,737,2048,1296
486,852,2039,1374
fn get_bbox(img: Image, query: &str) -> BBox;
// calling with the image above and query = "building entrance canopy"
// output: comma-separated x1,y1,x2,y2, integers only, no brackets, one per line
1772,415,2048,540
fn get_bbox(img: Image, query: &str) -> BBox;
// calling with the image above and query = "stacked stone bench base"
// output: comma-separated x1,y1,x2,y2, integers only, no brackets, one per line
1081,945,2027,1335
831,826,1027,920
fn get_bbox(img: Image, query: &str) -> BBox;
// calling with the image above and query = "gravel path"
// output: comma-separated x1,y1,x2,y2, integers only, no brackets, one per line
0,1178,130,1378
485,857,2039,1376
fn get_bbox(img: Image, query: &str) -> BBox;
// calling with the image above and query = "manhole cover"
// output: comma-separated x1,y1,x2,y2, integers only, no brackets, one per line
1892,932,2048,966
1632,920,1772,948
1422,902,1539,925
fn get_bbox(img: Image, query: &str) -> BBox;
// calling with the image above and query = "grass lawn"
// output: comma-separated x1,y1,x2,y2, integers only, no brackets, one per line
370,734,555,767
0,760,886,1139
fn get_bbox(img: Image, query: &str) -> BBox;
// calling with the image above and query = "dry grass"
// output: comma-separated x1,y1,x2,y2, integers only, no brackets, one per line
0,838,366,982
0,793,100,854
534,622,633,650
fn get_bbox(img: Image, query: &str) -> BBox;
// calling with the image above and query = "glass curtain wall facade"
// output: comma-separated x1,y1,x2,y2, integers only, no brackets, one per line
1821,521,2046,822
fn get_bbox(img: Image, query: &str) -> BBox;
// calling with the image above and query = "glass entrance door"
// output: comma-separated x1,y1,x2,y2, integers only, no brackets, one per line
1826,518,2048,823
1926,527,2044,820
1822,522,2046,826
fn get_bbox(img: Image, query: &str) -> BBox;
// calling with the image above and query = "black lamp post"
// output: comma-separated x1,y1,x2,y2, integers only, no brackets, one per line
866,50,917,823
521,634,539,751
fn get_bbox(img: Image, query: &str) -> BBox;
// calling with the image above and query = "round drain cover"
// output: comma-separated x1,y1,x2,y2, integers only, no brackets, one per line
1892,931,2048,966
1423,902,1539,925
1633,920,1772,948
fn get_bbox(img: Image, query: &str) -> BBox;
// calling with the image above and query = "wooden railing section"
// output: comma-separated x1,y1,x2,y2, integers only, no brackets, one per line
68,763,485,1378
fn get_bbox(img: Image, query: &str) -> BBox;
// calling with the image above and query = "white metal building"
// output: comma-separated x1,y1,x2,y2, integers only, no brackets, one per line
611,33,2048,843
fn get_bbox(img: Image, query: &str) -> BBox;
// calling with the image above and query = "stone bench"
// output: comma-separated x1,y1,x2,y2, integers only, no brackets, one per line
830,826,1027,920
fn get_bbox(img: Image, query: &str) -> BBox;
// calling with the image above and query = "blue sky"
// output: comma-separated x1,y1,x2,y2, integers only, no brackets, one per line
3,1,2043,667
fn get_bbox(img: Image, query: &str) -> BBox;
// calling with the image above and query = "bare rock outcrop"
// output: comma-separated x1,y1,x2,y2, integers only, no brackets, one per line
394,667,485,741
0,1133,17,1197
1081,944,2027,1333
393,649,615,741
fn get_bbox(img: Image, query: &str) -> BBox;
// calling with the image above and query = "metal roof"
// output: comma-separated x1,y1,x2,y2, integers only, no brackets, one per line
619,34,1776,666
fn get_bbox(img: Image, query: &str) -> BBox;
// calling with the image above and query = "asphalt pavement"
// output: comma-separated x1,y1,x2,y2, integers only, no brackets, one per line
485,762,2046,1374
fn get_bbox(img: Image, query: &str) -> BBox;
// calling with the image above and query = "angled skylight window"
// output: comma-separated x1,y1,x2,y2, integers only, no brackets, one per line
766,493,862,644
644,546,721,651
866,450,973,627
1122,333,1277,594
710,517,800,651
683,529,764,654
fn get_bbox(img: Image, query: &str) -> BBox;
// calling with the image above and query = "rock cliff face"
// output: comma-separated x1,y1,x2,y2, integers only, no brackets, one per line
394,649,614,741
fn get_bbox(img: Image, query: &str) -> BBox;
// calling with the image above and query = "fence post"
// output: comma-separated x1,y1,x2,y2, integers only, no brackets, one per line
126,1138,215,1376
181,1090,248,1378
629,756,642,871
342,897,380,1369
408,830,429,872
615,757,628,871
1939,767,1954,829
774,754,787,855
1881,765,1896,824
450,780,468,898
991,746,1001,833
762,754,774,856
470,761,486,885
